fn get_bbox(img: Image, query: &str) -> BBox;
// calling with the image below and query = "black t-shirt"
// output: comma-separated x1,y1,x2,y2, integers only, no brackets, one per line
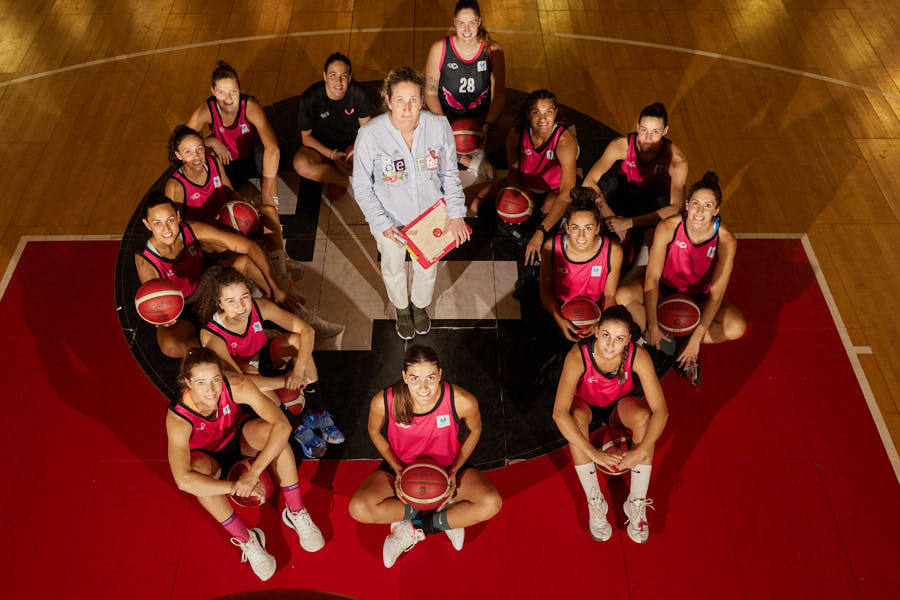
296,80,373,150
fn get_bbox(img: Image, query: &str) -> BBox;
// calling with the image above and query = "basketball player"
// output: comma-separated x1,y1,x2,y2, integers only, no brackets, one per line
352,67,469,340
616,171,746,385
348,345,502,568
195,266,344,458
553,305,668,544
584,102,688,266
166,348,325,581
134,193,293,359
292,53,372,195
165,125,236,223
424,0,506,144
540,187,623,341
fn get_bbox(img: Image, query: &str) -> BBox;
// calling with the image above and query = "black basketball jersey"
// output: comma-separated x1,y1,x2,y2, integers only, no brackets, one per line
296,81,373,150
437,36,492,119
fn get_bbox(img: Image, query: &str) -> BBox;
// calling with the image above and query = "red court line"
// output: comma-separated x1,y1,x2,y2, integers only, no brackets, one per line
0,239,898,600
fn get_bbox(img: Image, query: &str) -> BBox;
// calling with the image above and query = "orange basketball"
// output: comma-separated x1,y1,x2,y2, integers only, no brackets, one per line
452,118,483,155
227,458,275,508
218,200,260,237
495,186,534,224
560,296,601,333
398,457,451,511
344,144,354,169
657,294,702,337
134,278,184,325
596,425,633,476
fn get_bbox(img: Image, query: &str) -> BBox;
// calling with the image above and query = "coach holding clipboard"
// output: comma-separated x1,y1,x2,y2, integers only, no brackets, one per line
353,67,470,340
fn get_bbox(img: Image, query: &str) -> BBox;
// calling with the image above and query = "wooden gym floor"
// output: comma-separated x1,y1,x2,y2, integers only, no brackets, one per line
0,0,898,474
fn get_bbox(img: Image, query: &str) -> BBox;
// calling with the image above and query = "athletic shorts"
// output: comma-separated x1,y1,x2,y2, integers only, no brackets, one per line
224,142,264,190
253,337,292,378
586,399,620,427
660,283,709,308
597,160,668,219
196,418,250,477
179,301,202,330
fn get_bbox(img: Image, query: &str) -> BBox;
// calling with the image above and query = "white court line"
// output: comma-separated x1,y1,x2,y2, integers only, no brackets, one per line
1,27,899,101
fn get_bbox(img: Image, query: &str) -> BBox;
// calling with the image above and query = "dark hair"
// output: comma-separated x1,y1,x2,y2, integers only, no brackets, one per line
194,265,253,325
515,89,558,132
167,125,204,164
391,345,441,426
686,171,724,207
565,187,602,225
454,1,491,43
638,102,668,127
382,67,425,105
597,305,641,384
178,347,222,390
323,52,352,74
142,191,178,220
211,61,240,88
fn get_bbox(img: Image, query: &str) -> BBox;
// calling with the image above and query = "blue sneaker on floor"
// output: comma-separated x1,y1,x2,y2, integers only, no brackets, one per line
292,424,327,458
304,411,345,444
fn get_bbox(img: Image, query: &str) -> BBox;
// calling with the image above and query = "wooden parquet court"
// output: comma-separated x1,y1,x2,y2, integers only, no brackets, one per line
0,0,898,468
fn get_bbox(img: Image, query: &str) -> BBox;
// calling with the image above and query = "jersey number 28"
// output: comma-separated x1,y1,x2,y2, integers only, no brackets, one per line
458,77,475,93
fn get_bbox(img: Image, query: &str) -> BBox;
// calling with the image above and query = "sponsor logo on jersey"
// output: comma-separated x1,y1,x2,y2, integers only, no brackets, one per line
676,241,688,249
546,149,555,160
320,111,330,119
587,376,599,383
167,269,175,277
707,245,716,258
252,321,263,332
219,126,225,133
223,405,232,415
239,123,250,134
524,148,532,156
557,267,568,274
447,62,458,70
477,60,487,72
345,108,355,116
197,422,206,431
212,176,221,188
396,422,412,429
191,192,202,200
625,160,636,168
436,414,451,428
591,265,603,277
231,342,238,349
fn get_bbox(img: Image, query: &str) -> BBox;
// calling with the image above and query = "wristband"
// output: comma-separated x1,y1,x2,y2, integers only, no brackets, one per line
537,224,549,236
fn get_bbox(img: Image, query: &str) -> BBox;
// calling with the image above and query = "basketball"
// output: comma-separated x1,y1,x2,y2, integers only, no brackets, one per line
276,387,305,417
560,296,601,333
227,458,275,508
596,424,632,476
451,118,483,155
495,186,534,224
657,294,702,337
397,457,451,511
344,144,354,169
218,200,260,237
135,278,184,325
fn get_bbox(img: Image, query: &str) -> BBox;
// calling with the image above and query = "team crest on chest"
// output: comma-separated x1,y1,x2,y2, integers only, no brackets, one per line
436,414,451,428
477,60,487,72
447,62,458,69
239,123,250,134
676,241,687,249
591,265,603,277
320,111,330,119
252,321,263,332
212,176,221,188
545,149,555,160
223,405,231,415
707,245,716,258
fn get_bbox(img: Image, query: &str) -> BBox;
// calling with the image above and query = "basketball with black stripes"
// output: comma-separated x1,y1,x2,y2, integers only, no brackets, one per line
135,278,184,325
218,200,260,237
495,186,534,224
560,296,601,333
657,294,702,337
398,457,451,510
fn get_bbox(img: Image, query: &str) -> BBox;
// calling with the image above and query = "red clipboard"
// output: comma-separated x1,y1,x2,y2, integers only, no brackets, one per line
398,198,471,269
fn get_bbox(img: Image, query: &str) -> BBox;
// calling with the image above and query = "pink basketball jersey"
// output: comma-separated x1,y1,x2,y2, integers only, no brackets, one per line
551,233,612,307
170,155,229,223
203,300,268,367
207,94,260,161
574,339,637,408
140,222,205,299
169,378,243,452
660,215,720,295
619,132,672,190
519,124,566,193
385,382,461,468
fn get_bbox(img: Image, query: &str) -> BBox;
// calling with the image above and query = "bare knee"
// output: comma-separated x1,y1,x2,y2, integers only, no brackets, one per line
724,315,747,341
628,408,651,438
479,490,502,520
348,495,376,524
293,150,309,175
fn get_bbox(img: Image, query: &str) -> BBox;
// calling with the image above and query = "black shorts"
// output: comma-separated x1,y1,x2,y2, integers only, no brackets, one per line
597,161,668,219
224,142,264,189
256,337,291,378
377,458,476,476
588,400,620,427
196,418,250,477
660,284,709,308
179,301,202,330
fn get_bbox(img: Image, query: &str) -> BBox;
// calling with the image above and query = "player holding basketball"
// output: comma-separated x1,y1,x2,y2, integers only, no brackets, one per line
584,102,688,268
348,344,501,567
292,53,372,196
424,1,506,143
165,125,236,223
195,266,345,458
540,187,623,341
135,193,293,358
353,67,469,340
616,171,746,385
553,305,668,544
167,348,325,581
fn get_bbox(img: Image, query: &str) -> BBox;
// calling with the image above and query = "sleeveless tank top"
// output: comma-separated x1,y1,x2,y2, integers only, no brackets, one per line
519,124,566,193
385,382,460,468
438,36,493,119
169,378,243,452
618,132,672,191
660,215,720,295
551,234,612,307
169,155,229,223
574,339,637,408
139,222,204,299
203,300,268,367
207,94,260,160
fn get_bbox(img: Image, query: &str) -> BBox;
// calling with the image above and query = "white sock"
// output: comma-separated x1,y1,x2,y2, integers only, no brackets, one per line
268,249,287,278
574,462,601,502
628,464,653,502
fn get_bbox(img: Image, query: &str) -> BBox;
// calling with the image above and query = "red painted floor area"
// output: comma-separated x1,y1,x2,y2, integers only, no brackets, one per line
1,239,898,600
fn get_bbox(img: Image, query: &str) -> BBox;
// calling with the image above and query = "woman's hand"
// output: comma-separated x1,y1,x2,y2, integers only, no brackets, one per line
618,443,652,471
592,448,624,473
555,315,581,342
232,469,262,499
524,231,543,265
447,218,470,247
677,332,702,367
284,365,308,391
207,138,233,164
393,471,406,503
383,226,405,247
644,323,671,350
604,216,632,235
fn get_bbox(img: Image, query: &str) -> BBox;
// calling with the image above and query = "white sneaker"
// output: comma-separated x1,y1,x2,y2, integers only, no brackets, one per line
282,507,325,552
440,501,465,550
623,497,654,544
588,491,612,542
231,527,276,581
382,520,425,568
295,304,345,338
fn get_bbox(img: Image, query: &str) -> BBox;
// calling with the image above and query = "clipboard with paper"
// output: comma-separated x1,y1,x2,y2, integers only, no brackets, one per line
398,198,471,269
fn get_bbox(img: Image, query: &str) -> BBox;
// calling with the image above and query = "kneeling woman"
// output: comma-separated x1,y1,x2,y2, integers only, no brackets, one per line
552,306,668,544
166,349,325,582
348,345,502,568
195,266,344,458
